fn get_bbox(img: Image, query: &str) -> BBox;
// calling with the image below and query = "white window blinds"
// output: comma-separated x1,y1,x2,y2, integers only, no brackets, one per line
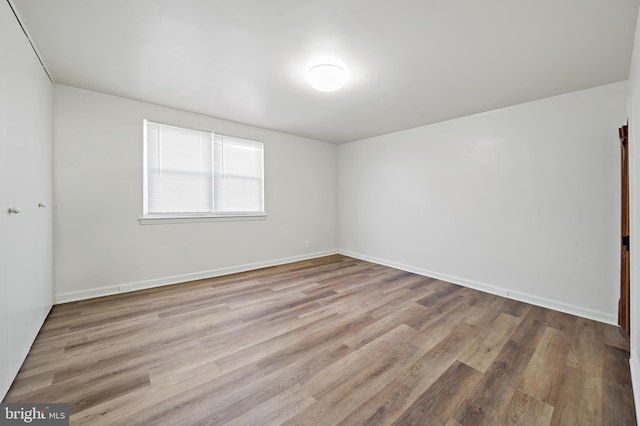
213,134,264,213
144,121,264,217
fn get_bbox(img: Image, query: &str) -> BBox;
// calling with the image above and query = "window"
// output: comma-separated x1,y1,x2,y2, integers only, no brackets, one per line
143,120,264,220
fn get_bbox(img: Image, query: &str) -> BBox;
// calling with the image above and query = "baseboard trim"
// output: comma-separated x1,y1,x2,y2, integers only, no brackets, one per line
631,352,640,423
54,250,339,304
338,249,617,325
55,248,617,325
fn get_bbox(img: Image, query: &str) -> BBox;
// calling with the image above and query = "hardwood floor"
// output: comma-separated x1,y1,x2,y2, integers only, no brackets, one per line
3,255,636,425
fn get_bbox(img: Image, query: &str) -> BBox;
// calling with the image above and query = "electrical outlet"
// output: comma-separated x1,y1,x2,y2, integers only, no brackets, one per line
119,284,134,292
304,240,310,248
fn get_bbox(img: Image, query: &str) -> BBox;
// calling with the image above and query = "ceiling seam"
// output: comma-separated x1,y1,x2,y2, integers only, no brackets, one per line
6,0,53,83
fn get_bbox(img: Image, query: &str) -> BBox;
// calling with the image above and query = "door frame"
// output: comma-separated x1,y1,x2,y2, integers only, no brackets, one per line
619,124,630,335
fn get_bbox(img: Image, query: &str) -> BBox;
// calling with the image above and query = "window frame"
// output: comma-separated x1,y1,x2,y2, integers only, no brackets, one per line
140,119,266,224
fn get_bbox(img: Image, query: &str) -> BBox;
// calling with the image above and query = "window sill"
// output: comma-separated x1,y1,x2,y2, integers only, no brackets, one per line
138,214,267,225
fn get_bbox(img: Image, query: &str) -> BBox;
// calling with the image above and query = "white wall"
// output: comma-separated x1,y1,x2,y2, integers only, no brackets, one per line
0,1,53,399
626,8,640,420
54,85,337,302
339,82,627,324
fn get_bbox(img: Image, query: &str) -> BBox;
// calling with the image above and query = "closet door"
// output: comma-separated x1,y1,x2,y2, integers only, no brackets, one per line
3,89,53,383
0,0,53,398
0,178,7,397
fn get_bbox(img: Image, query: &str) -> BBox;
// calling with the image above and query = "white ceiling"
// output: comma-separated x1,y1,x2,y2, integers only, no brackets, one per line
12,0,640,144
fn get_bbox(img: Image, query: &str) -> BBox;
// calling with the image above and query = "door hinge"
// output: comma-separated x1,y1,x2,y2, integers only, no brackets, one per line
623,235,630,251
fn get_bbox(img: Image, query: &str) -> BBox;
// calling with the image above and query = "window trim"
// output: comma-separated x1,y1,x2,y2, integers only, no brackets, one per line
142,119,266,222
138,213,267,225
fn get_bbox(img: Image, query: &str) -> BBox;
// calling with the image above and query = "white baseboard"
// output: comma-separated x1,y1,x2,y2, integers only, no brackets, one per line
631,352,640,423
338,249,617,325
54,250,338,304
55,248,617,326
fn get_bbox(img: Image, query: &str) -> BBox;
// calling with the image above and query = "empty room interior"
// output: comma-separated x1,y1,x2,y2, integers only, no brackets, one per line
3,0,640,424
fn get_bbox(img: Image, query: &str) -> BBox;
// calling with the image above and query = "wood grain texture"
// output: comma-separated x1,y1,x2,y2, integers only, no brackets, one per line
2,255,636,425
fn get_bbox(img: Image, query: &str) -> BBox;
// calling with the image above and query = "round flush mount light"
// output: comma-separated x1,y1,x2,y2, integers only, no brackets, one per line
307,64,348,92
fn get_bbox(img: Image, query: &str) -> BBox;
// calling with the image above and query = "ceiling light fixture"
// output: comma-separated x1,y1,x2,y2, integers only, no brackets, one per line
307,64,348,92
